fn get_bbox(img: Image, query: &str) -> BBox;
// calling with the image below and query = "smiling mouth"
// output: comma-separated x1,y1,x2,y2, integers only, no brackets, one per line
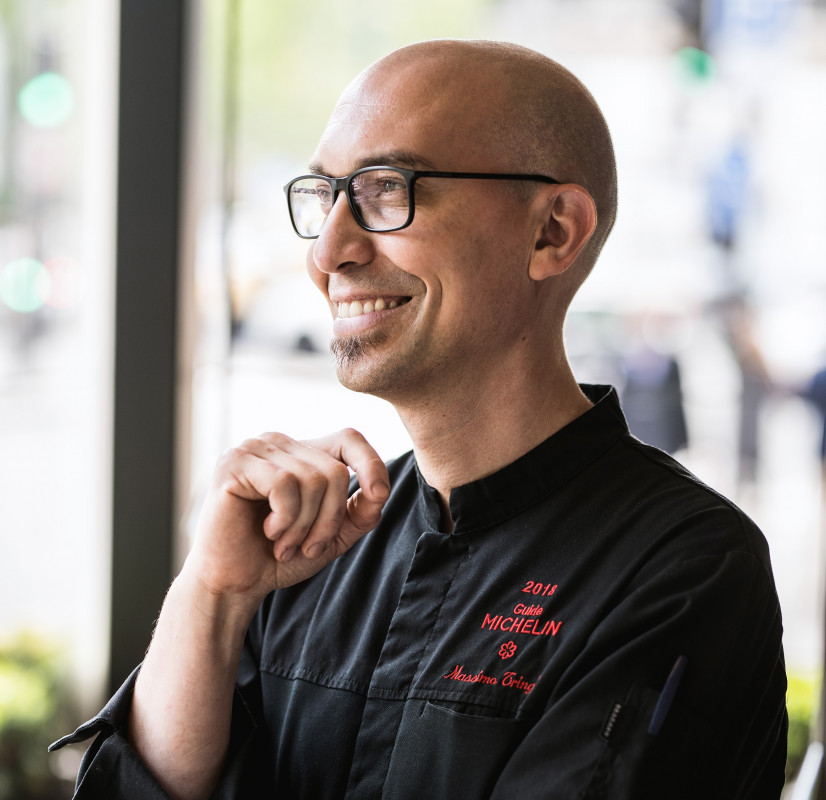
336,297,411,319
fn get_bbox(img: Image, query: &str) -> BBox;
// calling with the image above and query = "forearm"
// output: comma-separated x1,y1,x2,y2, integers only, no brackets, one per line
124,430,388,799
127,565,262,800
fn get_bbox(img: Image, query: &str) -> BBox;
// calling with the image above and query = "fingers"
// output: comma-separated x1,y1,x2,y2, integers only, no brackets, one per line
340,484,390,545
220,428,389,564
308,427,391,507
231,434,344,561
302,428,391,555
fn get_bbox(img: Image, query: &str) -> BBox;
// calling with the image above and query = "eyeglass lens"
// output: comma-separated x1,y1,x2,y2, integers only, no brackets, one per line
288,168,410,237
287,179,330,238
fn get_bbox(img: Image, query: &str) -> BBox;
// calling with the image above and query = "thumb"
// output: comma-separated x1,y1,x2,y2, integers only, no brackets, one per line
339,481,390,545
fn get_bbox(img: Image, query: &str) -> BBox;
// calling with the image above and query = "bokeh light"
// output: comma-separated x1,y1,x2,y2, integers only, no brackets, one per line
18,72,75,128
1,258,49,313
670,46,717,87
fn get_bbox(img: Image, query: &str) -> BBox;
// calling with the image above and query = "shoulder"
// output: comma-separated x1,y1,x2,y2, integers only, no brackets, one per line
604,435,771,565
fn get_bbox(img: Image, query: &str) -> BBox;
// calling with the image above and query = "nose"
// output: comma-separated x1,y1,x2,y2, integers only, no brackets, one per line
309,191,375,276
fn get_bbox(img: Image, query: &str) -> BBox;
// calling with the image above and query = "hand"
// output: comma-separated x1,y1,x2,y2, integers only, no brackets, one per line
186,428,390,605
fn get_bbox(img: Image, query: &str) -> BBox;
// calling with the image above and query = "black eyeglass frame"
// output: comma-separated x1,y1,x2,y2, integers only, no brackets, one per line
283,166,560,239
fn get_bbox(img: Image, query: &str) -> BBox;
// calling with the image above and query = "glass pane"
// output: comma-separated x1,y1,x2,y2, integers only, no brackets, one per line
0,0,117,792
190,0,826,789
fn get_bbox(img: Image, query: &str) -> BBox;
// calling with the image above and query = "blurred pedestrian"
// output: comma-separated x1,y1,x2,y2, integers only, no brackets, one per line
619,314,688,455
802,364,826,467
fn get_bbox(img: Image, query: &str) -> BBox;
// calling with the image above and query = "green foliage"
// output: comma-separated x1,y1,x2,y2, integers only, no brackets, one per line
785,670,822,784
0,633,75,800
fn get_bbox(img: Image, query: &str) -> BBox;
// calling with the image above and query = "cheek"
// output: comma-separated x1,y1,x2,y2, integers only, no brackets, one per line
440,240,534,332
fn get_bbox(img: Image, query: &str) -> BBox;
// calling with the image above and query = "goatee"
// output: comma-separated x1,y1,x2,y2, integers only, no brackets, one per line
331,335,366,367
330,329,387,369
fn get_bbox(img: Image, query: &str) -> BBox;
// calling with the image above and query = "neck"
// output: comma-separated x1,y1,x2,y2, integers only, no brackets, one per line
394,353,592,524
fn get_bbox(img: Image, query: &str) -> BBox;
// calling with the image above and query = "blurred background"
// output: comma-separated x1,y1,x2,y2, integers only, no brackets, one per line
0,0,824,796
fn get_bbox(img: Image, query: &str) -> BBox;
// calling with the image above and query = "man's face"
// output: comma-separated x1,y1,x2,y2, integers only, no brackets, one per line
306,59,545,406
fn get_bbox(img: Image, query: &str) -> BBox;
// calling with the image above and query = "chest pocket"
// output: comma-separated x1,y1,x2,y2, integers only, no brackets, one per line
383,699,533,800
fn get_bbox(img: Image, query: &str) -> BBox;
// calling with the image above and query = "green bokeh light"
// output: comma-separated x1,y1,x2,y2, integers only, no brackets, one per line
18,72,75,127
1,258,49,313
671,47,717,87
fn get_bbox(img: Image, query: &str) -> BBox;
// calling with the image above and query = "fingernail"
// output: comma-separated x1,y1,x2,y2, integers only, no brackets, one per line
279,546,296,562
371,481,391,499
305,542,326,560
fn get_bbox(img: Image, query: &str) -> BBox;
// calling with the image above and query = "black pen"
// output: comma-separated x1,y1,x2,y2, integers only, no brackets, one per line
648,655,688,736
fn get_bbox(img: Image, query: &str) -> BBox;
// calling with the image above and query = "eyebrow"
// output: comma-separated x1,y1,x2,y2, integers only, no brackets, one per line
308,150,438,176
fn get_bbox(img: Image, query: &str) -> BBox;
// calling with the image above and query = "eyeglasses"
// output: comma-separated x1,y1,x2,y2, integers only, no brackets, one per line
283,166,559,239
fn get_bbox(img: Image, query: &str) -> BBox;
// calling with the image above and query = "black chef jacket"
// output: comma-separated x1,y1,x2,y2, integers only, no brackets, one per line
52,385,788,799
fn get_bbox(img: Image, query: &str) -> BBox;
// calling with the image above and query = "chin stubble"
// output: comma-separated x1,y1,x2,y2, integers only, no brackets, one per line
330,335,365,367
330,330,388,369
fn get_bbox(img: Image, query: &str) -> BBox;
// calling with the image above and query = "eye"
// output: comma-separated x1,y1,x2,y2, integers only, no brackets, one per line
377,177,406,193
313,182,333,207
352,170,407,199
377,172,407,195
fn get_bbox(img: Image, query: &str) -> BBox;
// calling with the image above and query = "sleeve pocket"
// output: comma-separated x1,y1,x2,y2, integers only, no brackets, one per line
383,700,532,800
582,683,723,800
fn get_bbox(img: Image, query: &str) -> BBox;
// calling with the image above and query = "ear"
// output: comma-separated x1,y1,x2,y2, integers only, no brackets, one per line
528,185,597,281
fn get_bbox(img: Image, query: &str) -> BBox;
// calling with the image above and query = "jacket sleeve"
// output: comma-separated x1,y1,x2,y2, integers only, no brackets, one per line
489,550,788,800
49,663,261,799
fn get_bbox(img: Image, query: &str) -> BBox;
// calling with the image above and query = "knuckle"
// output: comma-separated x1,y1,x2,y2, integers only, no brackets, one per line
328,461,351,490
303,469,328,495
271,468,299,494
213,446,251,479
218,437,263,464
218,443,245,464
259,431,291,449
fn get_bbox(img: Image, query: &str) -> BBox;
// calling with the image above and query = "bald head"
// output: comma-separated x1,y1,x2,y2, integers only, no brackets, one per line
350,40,618,276
308,39,614,406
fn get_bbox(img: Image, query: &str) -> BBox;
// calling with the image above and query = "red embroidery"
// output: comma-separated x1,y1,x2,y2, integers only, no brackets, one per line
481,614,562,637
498,641,517,659
501,672,536,694
443,665,498,685
479,578,563,640
521,581,557,596
441,579,556,698
513,603,543,616
441,665,538,695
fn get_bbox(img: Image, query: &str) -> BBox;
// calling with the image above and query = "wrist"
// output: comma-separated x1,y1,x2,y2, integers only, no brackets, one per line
175,561,265,640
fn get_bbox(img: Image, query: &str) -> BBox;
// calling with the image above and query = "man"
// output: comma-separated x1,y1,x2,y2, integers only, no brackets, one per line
53,39,787,799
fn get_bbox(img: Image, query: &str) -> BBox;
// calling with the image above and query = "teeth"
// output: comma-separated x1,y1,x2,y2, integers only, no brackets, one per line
337,298,404,319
